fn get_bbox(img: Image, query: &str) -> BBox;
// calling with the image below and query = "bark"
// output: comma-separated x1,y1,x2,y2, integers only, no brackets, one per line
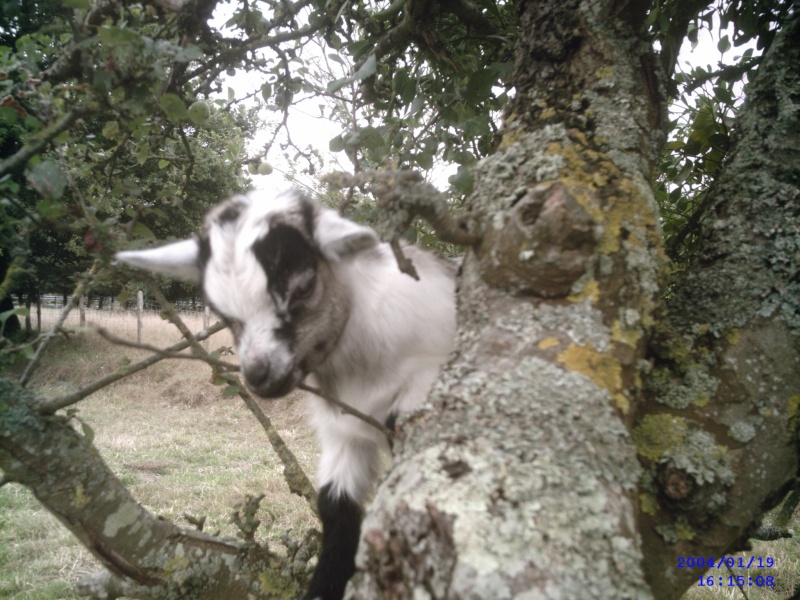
636,11,800,599
0,378,317,599
348,0,665,597
348,3,799,600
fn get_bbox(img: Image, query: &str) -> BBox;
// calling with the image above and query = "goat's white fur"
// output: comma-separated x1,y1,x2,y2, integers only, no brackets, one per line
116,190,456,506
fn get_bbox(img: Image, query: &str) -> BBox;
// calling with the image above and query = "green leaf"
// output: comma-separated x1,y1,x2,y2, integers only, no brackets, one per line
175,44,203,62
261,82,272,102
158,159,170,169
358,126,384,151
329,134,345,152
102,120,120,139
132,222,155,239
717,36,731,54
27,161,67,200
327,77,350,94
159,93,188,122
450,165,475,195
222,384,241,398
36,199,67,219
466,68,497,101
414,151,434,170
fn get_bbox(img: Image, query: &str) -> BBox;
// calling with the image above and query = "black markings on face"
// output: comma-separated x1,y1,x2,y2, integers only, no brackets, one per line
253,224,318,299
197,234,212,282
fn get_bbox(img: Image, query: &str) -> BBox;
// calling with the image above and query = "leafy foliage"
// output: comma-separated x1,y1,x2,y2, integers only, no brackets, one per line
648,0,794,264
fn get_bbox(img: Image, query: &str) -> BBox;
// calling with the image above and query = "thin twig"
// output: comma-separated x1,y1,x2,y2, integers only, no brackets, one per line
146,279,319,514
726,563,750,600
37,321,228,414
94,326,239,372
297,382,394,441
235,387,319,515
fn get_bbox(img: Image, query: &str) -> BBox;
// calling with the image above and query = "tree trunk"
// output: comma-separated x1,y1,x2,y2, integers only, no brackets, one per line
347,3,798,600
348,0,663,597
636,11,800,598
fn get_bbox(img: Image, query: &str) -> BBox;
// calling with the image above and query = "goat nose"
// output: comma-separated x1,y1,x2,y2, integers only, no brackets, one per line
244,362,270,389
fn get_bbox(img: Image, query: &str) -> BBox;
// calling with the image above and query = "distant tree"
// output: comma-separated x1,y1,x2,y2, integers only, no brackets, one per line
0,0,798,599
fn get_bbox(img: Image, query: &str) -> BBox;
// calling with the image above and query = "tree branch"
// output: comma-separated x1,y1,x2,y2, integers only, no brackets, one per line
323,169,482,246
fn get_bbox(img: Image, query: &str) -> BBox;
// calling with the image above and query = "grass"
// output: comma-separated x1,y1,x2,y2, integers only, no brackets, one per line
1,308,319,599
1,308,799,599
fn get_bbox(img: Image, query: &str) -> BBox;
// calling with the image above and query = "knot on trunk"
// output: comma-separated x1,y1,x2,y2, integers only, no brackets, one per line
477,181,601,297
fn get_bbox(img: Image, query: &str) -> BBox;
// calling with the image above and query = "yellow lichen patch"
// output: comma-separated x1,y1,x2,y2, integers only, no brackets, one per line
498,129,525,151
694,396,710,408
540,106,557,119
725,328,741,346
611,319,640,348
632,414,688,461
789,395,800,418
675,520,695,541
164,555,189,575
613,392,631,415
640,493,659,516
595,65,615,79
557,342,623,397
258,570,297,598
73,484,90,509
569,279,599,304
596,177,655,255
788,395,800,432
538,337,561,350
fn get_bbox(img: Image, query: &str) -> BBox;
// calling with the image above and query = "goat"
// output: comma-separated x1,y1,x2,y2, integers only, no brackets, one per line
116,189,456,600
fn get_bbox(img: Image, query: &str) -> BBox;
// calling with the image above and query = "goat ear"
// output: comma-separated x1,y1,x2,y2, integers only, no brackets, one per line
315,209,379,261
116,239,201,282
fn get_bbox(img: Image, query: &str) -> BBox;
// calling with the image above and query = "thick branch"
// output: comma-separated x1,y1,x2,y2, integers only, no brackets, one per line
639,12,800,599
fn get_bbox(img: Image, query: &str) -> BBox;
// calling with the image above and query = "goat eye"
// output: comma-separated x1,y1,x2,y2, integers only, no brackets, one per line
289,277,316,310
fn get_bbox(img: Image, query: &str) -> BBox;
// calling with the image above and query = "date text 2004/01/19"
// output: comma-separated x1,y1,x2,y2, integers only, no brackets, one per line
677,556,776,569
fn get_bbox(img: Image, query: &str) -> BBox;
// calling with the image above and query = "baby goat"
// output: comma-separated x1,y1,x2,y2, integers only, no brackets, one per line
117,190,456,600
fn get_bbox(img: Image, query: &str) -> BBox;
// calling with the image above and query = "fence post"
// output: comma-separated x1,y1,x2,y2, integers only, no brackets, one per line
79,295,86,327
137,290,144,344
36,295,41,333
203,306,210,350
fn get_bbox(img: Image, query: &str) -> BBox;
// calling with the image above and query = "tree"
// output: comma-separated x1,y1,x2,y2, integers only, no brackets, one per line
1,0,798,599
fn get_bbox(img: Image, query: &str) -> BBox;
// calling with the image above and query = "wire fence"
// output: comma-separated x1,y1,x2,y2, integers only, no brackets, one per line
30,293,216,347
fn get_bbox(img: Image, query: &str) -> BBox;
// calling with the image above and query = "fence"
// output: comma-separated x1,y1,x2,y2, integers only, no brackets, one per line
32,292,216,349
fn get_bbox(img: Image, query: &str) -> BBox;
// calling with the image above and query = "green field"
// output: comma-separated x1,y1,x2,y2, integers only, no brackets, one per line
1,310,797,599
